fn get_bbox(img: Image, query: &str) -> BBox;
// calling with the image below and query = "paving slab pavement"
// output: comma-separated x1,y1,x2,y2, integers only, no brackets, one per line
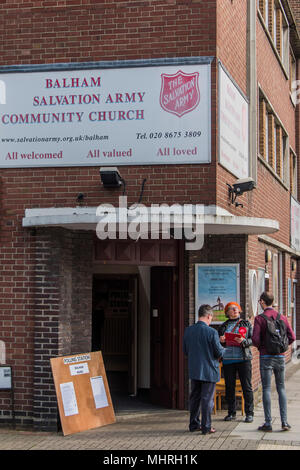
0,362,300,454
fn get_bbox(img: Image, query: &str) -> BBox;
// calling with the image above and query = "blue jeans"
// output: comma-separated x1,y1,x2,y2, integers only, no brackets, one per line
260,356,287,425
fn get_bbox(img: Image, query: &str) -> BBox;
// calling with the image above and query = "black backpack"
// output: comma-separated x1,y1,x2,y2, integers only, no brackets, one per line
261,313,289,355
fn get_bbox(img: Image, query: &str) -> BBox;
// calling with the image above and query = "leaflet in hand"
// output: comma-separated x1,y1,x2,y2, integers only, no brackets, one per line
225,332,242,347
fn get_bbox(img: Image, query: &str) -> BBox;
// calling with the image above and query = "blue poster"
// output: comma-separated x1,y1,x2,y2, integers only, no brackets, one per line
195,264,240,323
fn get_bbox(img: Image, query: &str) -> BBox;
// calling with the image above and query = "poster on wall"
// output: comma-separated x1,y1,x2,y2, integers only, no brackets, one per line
257,268,265,315
291,196,300,252
0,62,211,168
218,62,249,179
249,269,257,317
288,278,292,317
0,365,12,389
195,264,240,324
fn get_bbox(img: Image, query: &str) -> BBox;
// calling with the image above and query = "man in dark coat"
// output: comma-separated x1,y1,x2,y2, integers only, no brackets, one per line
183,304,225,434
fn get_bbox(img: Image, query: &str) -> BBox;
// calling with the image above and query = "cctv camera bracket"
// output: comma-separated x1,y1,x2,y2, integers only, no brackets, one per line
226,183,238,205
226,184,244,208
227,177,255,207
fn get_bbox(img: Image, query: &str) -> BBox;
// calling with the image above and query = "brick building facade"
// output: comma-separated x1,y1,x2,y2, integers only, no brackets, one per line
0,0,299,431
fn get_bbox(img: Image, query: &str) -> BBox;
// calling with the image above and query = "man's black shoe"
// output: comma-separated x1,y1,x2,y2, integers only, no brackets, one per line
224,414,236,421
258,423,272,432
281,423,291,431
245,415,254,423
189,427,202,432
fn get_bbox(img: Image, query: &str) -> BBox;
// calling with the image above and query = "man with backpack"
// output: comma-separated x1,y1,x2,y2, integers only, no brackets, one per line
252,291,296,432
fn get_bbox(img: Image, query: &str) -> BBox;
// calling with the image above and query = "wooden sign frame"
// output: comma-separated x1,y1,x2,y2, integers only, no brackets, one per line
50,351,115,436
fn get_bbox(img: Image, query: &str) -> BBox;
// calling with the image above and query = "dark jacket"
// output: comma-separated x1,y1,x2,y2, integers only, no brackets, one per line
183,321,225,382
218,318,253,361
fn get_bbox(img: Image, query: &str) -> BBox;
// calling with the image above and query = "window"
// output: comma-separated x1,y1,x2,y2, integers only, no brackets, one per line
258,0,290,73
282,133,288,185
258,0,264,19
257,268,266,315
265,108,269,164
281,10,289,71
259,98,271,163
279,252,283,312
259,93,289,183
272,252,279,307
265,0,269,29
290,150,297,199
290,50,296,104
259,98,266,158
273,120,277,172
268,113,275,168
273,1,277,43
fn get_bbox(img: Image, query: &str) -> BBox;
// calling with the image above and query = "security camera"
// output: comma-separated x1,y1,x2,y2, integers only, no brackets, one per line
100,167,123,188
227,177,256,207
232,177,256,195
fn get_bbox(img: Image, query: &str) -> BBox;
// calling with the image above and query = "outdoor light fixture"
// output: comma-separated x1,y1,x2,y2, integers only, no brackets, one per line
227,177,256,207
100,167,125,193
265,249,272,263
76,193,85,204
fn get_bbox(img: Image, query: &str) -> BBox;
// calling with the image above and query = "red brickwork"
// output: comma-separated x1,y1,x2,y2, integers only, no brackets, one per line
0,0,298,428
0,1,216,64
289,0,300,25
217,0,247,95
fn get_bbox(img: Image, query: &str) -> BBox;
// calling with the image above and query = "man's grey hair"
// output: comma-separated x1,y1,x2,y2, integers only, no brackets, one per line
198,304,213,318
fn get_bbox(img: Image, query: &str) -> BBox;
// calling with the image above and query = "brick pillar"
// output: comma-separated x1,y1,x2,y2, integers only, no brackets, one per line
70,232,93,354
33,228,93,431
33,228,61,431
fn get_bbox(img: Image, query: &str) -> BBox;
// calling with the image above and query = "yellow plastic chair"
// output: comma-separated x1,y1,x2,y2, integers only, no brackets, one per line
213,363,245,415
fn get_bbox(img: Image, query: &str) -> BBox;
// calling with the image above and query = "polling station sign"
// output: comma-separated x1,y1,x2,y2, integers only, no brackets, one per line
0,63,211,168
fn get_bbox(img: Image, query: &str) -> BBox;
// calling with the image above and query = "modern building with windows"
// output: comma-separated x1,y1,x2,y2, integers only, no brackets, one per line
0,0,299,431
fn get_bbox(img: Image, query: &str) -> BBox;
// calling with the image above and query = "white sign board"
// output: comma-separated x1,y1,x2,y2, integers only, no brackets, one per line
63,354,91,365
291,196,300,252
0,64,211,167
0,366,12,389
69,362,89,376
219,63,249,179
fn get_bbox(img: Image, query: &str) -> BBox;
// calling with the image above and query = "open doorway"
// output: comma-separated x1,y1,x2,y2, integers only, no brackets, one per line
92,273,162,413
92,276,137,402
92,262,183,413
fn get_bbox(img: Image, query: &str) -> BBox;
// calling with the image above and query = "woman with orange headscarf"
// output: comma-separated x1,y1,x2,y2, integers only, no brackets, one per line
218,302,254,423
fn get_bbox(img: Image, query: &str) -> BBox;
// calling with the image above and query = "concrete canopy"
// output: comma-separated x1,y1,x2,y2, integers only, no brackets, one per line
22,205,279,236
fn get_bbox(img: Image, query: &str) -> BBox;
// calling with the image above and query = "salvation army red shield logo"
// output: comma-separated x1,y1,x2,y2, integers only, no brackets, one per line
160,70,200,117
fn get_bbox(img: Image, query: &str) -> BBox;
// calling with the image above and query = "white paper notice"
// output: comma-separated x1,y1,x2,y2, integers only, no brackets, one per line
90,376,109,409
69,362,89,376
60,382,79,417
0,367,11,389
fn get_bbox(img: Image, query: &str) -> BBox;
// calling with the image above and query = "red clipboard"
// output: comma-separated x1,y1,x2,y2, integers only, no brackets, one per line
225,332,242,347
